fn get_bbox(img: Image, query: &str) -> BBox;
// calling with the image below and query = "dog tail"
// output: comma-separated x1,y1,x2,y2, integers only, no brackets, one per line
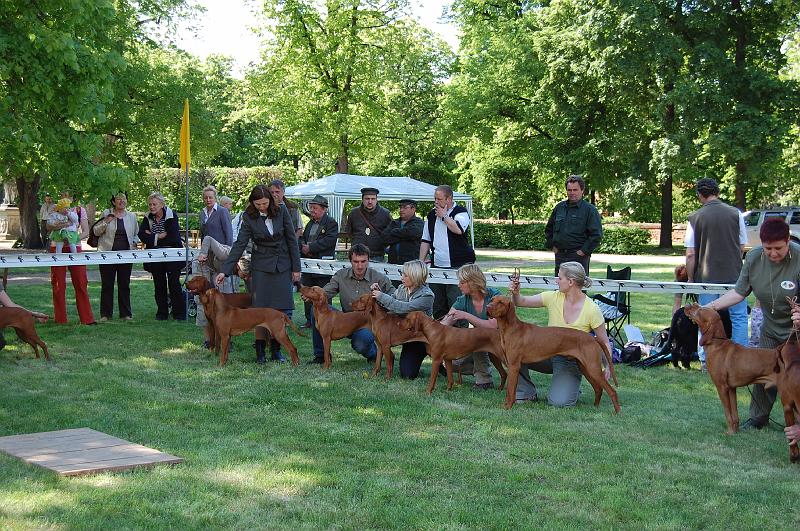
285,315,305,337
596,337,618,386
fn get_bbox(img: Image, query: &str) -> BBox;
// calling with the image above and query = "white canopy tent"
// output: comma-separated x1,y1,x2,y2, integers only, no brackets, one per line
284,174,475,247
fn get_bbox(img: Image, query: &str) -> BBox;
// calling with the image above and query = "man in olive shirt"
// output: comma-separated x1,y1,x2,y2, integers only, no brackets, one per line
545,174,603,275
342,187,392,261
301,244,393,364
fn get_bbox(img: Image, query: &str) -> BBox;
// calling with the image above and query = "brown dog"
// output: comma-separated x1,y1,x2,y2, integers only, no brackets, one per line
775,331,800,462
486,295,620,412
198,288,302,366
298,285,368,368
350,294,424,379
398,311,507,394
684,303,777,434
186,275,252,350
0,307,50,360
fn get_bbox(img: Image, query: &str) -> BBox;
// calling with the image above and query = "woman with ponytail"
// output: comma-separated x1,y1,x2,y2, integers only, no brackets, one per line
508,261,611,407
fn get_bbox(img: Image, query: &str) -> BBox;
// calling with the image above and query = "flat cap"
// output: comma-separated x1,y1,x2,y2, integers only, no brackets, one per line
308,194,329,208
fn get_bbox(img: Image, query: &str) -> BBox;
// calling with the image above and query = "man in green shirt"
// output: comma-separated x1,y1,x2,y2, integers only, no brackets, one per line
545,175,603,276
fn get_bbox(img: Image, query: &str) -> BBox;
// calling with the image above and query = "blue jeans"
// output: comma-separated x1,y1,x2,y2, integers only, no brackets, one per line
310,308,377,360
697,293,748,362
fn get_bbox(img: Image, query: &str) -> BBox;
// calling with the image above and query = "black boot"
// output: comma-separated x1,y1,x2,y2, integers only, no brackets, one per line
270,339,287,363
255,339,267,364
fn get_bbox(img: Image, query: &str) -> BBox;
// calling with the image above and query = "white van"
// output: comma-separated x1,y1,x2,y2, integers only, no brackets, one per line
743,207,800,250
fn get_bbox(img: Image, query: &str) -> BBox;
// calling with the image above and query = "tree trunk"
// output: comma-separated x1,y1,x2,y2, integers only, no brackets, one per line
335,133,349,174
659,174,673,249
734,161,747,210
732,0,747,211
16,174,43,249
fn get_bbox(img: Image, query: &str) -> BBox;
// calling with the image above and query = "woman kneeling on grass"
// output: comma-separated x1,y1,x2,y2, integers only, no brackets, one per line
439,264,499,390
509,261,612,406
370,260,434,379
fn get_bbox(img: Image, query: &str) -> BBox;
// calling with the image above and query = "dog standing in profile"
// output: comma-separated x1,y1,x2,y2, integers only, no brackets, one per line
0,307,50,360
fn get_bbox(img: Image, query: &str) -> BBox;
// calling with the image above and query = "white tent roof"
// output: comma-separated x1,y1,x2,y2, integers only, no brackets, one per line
284,174,471,201
284,174,475,248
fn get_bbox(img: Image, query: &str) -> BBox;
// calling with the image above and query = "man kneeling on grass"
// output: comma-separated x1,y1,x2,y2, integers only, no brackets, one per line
300,243,392,364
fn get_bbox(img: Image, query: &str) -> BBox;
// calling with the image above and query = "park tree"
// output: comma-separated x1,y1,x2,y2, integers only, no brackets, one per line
252,0,454,176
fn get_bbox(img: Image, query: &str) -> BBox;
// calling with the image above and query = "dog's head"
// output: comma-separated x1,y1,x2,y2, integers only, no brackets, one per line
186,275,212,295
776,335,800,373
299,285,326,305
350,293,373,312
683,303,722,346
486,295,512,320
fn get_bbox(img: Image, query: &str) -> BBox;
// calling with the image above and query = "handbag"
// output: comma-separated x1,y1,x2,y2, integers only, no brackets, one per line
87,217,105,248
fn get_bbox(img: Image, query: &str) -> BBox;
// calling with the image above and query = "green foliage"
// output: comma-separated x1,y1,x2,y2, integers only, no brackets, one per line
597,225,651,255
126,166,297,213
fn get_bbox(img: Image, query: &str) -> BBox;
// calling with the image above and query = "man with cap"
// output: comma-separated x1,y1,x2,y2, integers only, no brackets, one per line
342,187,392,262
382,198,423,265
300,195,339,326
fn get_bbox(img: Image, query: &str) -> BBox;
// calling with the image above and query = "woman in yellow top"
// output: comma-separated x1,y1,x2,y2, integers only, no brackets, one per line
509,261,611,406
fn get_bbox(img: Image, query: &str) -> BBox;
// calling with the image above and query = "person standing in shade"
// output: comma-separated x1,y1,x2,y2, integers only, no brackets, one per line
418,184,476,319
194,186,233,341
382,198,423,265
138,192,186,321
700,217,800,430
39,193,54,249
685,178,748,370
545,175,603,275
93,192,138,321
342,187,392,262
48,191,96,325
216,185,301,364
268,179,303,240
300,195,339,327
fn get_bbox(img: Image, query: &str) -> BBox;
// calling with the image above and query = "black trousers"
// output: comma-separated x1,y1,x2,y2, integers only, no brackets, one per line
151,265,185,319
399,341,428,379
99,263,132,318
554,249,591,276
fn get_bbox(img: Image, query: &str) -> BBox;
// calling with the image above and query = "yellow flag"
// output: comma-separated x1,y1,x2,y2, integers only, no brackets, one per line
179,99,190,171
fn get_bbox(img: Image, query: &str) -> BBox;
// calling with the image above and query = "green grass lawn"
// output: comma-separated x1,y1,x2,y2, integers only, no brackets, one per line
1,258,798,529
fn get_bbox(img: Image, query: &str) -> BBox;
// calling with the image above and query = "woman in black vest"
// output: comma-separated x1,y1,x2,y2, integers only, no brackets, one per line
216,185,301,364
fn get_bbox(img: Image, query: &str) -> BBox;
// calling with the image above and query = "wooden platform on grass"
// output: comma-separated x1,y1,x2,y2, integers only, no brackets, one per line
0,428,183,476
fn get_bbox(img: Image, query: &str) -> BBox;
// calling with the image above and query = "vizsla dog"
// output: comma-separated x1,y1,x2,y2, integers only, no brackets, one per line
775,331,800,462
486,295,620,412
398,311,507,394
684,303,777,434
349,294,424,379
298,285,368,369
186,275,252,350
0,307,50,360
198,288,302,366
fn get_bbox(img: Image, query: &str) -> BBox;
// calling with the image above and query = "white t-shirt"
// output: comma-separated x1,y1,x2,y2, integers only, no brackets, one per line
420,203,471,268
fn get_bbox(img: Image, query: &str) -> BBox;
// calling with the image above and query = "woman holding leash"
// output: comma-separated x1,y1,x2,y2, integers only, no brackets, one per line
439,264,500,390
370,259,434,379
138,192,186,321
509,261,611,406
706,217,800,430
215,184,300,364
93,192,138,321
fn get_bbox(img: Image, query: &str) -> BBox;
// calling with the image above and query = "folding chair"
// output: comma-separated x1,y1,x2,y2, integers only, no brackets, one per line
591,265,632,348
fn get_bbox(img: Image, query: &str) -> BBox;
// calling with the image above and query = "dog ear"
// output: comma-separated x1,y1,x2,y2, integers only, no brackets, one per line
698,331,711,347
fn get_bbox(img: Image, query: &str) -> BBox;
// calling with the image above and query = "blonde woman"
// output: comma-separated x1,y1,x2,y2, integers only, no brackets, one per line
509,261,611,406
138,192,185,321
440,264,499,390
371,259,434,379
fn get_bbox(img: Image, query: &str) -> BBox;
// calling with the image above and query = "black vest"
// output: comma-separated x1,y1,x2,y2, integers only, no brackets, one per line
426,205,475,268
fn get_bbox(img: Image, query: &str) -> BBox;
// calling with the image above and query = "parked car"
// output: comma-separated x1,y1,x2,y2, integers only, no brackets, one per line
743,207,800,250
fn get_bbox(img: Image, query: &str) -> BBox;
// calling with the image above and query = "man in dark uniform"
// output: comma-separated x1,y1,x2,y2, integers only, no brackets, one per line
382,198,423,265
342,187,392,261
300,195,339,326
545,174,603,275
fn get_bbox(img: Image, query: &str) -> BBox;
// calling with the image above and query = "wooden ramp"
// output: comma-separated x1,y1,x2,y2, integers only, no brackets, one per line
0,428,183,476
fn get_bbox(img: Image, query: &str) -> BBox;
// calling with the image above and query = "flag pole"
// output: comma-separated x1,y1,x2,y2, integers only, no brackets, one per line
179,99,191,321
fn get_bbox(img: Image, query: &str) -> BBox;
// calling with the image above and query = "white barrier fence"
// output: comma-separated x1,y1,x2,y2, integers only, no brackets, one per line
0,251,732,295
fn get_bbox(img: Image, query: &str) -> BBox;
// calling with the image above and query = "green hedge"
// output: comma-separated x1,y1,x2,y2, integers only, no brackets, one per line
473,221,649,255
